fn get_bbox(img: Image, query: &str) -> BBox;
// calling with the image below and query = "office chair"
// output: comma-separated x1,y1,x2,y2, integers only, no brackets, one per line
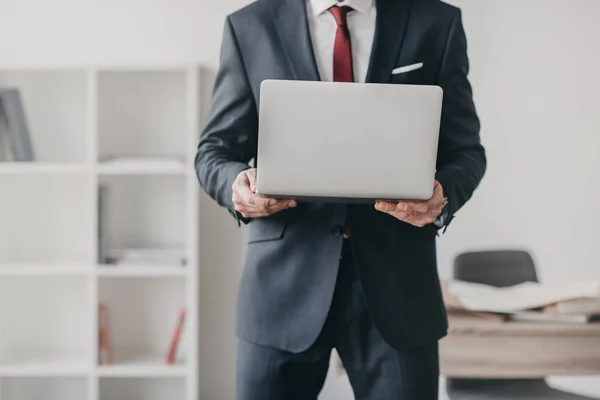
446,250,598,400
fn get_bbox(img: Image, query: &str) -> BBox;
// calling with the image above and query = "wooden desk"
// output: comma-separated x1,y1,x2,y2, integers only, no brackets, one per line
440,314,600,378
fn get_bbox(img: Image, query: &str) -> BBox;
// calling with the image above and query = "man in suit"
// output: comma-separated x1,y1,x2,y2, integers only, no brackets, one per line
195,0,486,398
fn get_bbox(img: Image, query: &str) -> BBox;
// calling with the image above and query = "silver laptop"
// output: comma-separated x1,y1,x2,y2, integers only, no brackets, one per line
256,80,443,202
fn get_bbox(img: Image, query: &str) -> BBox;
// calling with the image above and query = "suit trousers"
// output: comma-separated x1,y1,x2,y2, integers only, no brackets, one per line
236,240,440,400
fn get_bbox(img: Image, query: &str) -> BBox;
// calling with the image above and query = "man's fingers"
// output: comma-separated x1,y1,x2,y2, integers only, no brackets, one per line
388,210,410,221
394,201,431,214
252,196,279,213
376,180,446,226
235,206,269,218
395,202,414,213
247,169,258,193
266,200,297,214
236,179,276,211
376,202,411,220
239,210,269,218
376,201,419,215
415,197,442,214
392,212,436,227
420,195,445,216
237,184,260,207
375,201,397,213
414,183,445,213
233,190,296,216
236,200,296,218
232,169,297,217
232,192,261,211
376,202,438,227
246,168,257,184
410,202,429,213
434,180,443,196
234,172,256,202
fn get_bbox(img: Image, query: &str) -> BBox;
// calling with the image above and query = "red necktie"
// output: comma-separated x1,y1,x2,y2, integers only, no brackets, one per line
329,6,354,83
329,6,354,238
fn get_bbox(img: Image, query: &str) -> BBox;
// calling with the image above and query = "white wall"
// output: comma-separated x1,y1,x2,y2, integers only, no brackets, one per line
437,1,600,397
2,0,600,398
438,0,600,283
0,1,251,399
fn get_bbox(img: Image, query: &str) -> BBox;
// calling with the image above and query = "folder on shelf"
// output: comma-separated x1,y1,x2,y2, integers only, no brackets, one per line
0,89,35,162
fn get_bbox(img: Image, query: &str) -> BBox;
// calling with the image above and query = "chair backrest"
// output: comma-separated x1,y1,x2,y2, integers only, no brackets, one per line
454,250,538,287
447,250,540,394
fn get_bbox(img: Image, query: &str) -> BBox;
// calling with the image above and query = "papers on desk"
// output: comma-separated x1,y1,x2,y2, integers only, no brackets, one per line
446,280,600,313
443,280,600,324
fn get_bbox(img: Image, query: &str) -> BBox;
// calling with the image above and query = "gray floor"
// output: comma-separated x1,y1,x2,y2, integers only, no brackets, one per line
446,379,600,399
319,374,600,399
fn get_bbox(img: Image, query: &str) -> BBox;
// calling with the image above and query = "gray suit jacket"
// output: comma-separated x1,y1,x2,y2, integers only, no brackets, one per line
195,0,486,352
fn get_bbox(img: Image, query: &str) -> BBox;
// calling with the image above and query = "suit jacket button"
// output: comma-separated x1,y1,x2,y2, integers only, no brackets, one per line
330,225,343,236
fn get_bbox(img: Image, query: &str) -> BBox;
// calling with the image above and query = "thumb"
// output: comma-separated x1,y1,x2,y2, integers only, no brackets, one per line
246,169,257,183
247,169,258,192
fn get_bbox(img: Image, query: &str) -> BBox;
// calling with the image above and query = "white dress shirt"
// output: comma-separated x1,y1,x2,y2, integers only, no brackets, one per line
306,0,377,83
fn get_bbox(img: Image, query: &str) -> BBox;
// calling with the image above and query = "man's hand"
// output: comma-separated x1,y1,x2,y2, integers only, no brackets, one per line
375,181,446,228
232,168,296,219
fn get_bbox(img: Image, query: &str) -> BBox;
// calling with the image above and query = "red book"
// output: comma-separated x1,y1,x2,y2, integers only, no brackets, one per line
166,308,186,365
98,304,114,365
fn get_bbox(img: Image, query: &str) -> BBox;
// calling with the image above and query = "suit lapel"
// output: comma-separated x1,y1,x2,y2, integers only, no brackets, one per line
270,0,321,81
365,0,413,83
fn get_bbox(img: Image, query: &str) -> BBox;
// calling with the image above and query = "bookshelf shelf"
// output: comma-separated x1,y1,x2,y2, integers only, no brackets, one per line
97,159,187,176
0,67,200,400
97,354,187,378
0,263,92,276
0,356,90,377
0,377,88,400
99,377,185,400
97,265,187,277
98,364,187,378
0,162,89,175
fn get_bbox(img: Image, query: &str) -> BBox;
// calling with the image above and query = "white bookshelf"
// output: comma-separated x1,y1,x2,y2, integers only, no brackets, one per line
0,67,200,400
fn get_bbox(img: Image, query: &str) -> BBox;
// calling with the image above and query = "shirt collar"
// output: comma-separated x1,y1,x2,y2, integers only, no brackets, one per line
308,0,374,17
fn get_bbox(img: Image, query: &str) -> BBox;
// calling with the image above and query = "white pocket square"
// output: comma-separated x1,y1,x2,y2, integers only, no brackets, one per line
392,62,424,75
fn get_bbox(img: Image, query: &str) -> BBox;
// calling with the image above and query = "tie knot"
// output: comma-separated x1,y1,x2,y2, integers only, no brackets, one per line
328,5,353,27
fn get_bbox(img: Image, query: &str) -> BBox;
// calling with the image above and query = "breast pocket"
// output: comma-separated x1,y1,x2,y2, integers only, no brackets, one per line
390,62,429,85
247,218,287,244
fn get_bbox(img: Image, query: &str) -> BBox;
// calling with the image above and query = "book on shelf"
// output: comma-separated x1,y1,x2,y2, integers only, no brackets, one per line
98,304,115,365
105,247,187,266
0,101,9,161
166,308,186,365
98,185,109,264
97,185,186,266
0,89,35,162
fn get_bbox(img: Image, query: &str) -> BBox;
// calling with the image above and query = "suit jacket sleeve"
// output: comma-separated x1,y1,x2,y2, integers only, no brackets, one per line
194,17,257,224
434,9,487,228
